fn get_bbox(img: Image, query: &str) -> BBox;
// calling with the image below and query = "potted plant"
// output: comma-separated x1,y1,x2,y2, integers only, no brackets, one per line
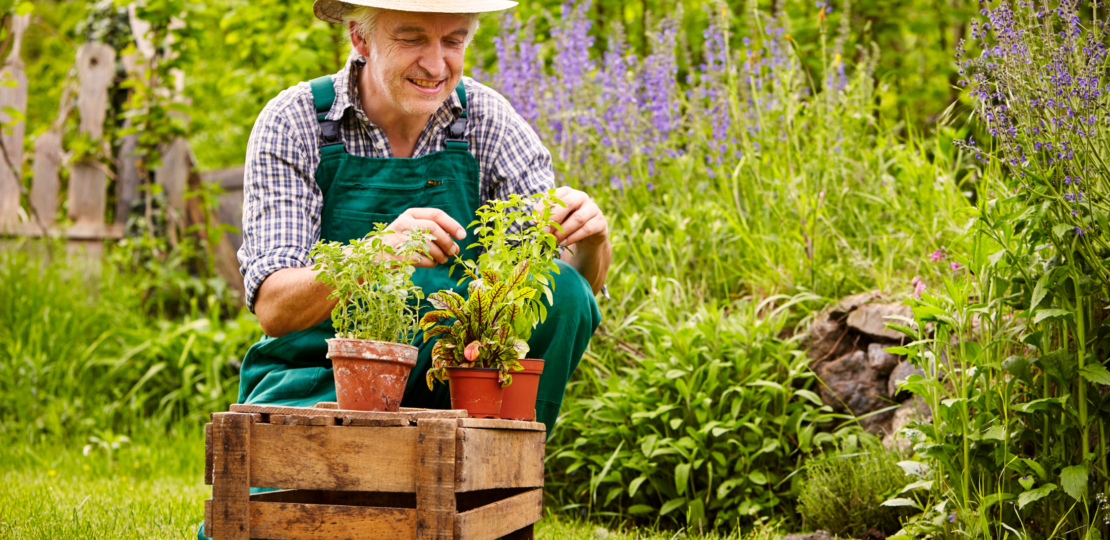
311,224,429,412
421,191,563,419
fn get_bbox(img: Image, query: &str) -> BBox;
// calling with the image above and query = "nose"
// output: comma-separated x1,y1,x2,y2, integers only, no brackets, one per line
417,42,448,79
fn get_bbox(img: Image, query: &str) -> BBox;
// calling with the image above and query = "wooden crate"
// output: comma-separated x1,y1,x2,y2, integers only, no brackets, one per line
203,403,546,540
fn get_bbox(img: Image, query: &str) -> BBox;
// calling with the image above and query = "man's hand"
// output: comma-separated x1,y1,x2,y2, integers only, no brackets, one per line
384,208,467,267
548,186,609,249
547,186,611,294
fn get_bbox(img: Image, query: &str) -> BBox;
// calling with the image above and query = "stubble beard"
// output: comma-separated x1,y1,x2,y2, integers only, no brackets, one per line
369,46,455,118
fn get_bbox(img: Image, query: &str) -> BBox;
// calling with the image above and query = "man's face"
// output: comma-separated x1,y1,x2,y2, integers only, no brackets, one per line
353,10,470,118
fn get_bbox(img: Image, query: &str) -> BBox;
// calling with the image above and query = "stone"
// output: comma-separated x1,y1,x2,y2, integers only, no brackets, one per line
814,350,893,432
846,303,912,342
806,311,856,362
882,396,932,453
888,360,926,400
782,532,838,540
867,343,900,375
829,291,881,321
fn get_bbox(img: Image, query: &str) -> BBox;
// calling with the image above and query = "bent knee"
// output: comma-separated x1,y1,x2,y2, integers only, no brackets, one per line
548,260,600,328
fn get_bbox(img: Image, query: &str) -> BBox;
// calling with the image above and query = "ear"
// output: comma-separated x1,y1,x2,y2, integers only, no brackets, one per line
349,21,370,57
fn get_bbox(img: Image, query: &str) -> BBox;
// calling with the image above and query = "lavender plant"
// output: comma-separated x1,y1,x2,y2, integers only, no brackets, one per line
885,2,1110,536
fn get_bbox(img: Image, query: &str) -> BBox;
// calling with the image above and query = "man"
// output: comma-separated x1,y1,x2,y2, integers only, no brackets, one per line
234,0,610,436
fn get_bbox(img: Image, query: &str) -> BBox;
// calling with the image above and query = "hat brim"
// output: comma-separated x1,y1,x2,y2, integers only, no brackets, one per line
314,0,518,24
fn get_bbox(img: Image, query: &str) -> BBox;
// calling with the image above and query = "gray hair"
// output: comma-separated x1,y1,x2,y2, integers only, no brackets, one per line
344,6,480,48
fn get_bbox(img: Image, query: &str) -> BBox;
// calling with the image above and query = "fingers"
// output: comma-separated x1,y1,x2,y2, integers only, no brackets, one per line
406,208,466,240
408,219,459,262
414,243,449,268
561,212,608,247
548,187,586,229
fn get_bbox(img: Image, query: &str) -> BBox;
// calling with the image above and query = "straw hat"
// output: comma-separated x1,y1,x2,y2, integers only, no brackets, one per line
314,0,518,24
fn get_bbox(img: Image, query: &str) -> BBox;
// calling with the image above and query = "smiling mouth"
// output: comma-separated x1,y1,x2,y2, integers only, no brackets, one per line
408,78,444,91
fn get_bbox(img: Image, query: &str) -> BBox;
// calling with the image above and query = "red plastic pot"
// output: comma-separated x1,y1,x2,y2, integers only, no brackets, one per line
446,367,504,419
499,359,544,421
328,338,418,412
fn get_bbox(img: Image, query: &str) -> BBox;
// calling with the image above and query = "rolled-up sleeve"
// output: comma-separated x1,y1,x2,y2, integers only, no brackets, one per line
237,99,323,313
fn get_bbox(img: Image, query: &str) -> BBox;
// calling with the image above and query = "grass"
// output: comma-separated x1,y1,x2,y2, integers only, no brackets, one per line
0,430,781,540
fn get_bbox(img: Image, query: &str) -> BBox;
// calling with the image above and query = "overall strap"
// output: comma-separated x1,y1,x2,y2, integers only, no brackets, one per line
309,75,343,150
445,81,469,152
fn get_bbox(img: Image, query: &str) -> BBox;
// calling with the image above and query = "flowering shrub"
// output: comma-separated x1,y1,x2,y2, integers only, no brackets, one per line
887,1,1110,537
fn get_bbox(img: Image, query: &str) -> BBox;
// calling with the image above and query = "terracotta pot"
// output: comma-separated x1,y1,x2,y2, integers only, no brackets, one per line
499,359,545,421
446,367,504,419
328,338,418,412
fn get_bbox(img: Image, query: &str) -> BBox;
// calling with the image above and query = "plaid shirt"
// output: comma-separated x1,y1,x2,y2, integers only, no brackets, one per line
237,54,555,312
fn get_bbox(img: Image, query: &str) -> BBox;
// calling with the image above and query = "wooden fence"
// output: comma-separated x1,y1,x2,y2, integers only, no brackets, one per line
0,17,248,299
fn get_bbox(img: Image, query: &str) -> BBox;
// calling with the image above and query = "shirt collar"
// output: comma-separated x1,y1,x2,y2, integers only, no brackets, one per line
327,52,464,129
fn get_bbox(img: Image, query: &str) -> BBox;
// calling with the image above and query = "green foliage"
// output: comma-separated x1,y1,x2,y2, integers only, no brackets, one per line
797,437,912,536
548,293,835,529
0,242,261,443
423,191,564,387
311,224,428,343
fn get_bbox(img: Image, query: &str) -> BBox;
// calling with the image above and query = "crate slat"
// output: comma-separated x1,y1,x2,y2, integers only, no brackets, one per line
250,424,418,493
454,488,542,540
455,428,545,492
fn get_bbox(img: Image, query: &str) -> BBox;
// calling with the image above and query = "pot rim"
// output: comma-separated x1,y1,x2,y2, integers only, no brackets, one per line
326,337,419,352
445,366,500,372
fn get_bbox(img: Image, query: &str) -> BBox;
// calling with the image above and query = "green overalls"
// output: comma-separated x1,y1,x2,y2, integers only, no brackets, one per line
198,76,600,539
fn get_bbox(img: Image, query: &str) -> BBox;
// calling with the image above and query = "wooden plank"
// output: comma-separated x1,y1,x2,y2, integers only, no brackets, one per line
269,414,286,425
30,129,61,227
314,401,338,409
204,499,211,534
156,136,189,215
456,418,545,432
4,222,124,239
211,412,252,540
113,132,140,224
204,423,213,485
456,428,545,492
456,488,533,512
308,415,333,426
342,416,407,427
283,415,311,426
402,408,468,419
0,14,28,231
231,403,414,422
249,501,415,540
454,488,542,540
250,489,417,509
67,42,115,226
416,419,457,540
250,424,418,492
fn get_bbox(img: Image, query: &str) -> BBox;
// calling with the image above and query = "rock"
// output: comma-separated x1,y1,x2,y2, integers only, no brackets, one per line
829,291,881,321
806,311,855,362
782,532,838,540
867,343,900,375
814,350,893,432
846,303,912,342
888,360,926,399
882,396,932,452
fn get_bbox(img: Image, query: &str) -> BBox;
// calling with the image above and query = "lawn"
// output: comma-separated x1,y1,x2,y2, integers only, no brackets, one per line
0,432,771,539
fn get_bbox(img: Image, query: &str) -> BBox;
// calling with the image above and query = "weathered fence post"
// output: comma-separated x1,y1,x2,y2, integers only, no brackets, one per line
67,43,115,230
0,14,30,231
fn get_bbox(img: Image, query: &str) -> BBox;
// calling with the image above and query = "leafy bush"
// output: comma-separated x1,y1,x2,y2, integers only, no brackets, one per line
798,438,911,536
547,292,834,529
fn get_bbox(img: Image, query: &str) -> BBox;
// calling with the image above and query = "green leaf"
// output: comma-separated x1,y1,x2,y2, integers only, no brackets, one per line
1039,349,1077,382
659,498,686,516
748,470,767,485
1080,364,1110,386
1022,459,1046,479
15,2,33,16
627,504,655,515
981,425,1006,441
629,476,648,498
899,479,934,493
1034,308,1072,325
674,463,691,495
1018,483,1056,509
1002,355,1034,385
1052,223,1071,238
1061,465,1088,501
1031,270,1055,310
882,497,923,509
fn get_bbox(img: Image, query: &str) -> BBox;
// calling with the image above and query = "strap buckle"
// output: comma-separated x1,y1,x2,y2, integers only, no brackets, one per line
320,119,343,147
446,117,467,140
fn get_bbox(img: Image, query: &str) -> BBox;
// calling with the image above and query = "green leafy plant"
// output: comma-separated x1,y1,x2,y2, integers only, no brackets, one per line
798,437,912,536
422,191,564,387
311,224,429,343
